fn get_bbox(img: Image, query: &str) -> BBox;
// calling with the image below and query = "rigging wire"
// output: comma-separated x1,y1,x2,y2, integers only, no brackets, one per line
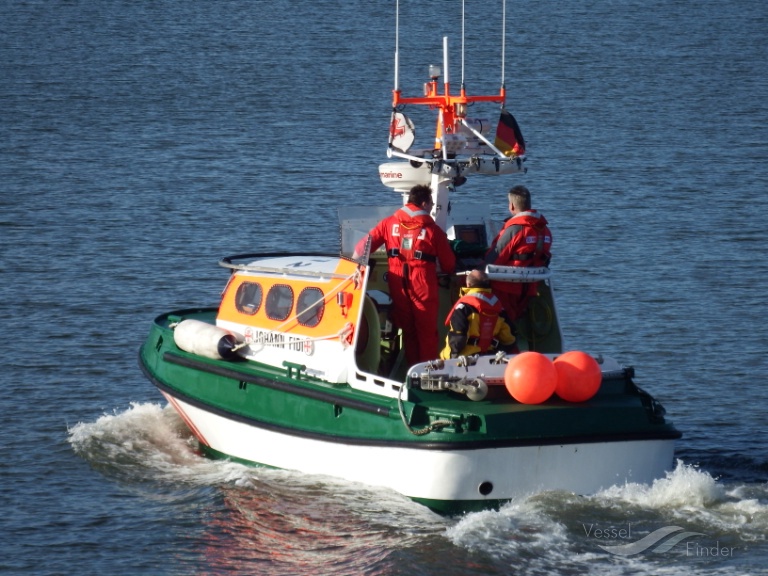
461,0,465,87
501,0,507,90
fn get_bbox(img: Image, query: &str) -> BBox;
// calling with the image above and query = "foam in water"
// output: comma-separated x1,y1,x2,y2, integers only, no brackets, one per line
67,401,443,535
445,459,768,572
68,402,439,513
446,498,571,559
592,460,768,536
68,402,256,488
595,459,726,508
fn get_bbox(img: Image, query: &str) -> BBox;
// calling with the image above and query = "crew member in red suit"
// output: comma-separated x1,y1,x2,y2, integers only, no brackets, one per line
356,185,456,365
485,185,552,320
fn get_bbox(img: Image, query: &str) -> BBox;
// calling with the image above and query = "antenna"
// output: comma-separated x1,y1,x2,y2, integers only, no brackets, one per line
443,36,449,87
394,0,400,91
501,0,507,89
461,0,466,87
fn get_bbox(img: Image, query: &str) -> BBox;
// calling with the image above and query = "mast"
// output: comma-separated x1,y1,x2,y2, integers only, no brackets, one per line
383,0,519,231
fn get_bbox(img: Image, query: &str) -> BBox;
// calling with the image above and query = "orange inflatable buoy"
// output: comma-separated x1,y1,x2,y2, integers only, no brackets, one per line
553,351,602,402
504,351,557,404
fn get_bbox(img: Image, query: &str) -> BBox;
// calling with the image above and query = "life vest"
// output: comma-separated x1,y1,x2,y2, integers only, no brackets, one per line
386,205,437,265
487,210,552,267
445,289,504,352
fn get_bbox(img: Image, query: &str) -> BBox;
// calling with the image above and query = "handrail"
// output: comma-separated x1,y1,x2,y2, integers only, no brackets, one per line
218,252,353,280
485,264,552,283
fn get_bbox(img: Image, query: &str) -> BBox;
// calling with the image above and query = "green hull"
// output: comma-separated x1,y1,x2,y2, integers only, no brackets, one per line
140,308,680,452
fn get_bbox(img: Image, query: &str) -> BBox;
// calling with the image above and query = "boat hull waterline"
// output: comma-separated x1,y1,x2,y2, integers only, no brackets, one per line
161,390,675,512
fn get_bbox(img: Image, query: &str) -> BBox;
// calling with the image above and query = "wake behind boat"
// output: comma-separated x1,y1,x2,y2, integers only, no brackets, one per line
138,1,681,514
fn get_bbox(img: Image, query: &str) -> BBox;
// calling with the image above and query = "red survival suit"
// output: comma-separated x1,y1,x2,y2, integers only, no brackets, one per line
485,210,552,320
365,204,456,365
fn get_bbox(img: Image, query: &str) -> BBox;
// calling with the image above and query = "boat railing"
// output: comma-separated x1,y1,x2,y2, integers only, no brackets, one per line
386,146,525,173
485,265,551,283
218,253,352,281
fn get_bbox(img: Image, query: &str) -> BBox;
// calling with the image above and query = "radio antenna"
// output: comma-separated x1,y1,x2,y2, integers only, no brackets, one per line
394,0,400,91
501,0,507,89
461,0,466,87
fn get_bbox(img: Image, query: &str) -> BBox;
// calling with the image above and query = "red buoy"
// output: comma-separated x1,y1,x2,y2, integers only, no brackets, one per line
553,351,602,402
504,352,556,404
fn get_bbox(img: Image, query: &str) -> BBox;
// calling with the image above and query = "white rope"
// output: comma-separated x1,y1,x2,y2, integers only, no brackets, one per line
269,269,360,334
237,268,361,352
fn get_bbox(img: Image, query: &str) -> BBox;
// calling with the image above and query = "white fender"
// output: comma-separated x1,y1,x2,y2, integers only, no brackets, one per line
173,319,241,360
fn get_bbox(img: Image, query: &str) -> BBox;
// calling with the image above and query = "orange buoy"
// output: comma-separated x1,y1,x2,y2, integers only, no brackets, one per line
504,351,557,404
553,351,602,402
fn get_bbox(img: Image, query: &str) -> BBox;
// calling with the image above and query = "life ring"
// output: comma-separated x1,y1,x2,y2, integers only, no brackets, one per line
355,296,381,374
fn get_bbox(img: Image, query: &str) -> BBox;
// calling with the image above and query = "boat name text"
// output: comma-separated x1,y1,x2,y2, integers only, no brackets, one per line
244,328,313,354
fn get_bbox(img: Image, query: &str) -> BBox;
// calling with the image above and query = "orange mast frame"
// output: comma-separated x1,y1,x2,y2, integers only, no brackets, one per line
392,75,506,150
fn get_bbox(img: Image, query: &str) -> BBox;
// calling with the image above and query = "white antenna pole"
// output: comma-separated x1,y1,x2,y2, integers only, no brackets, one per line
501,0,506,88
394,0,400,91
440,36,450,161
443,36,449,85
461,0,466,85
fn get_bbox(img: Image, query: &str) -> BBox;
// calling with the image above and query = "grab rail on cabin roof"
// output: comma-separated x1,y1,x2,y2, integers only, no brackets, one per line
218,252,355,280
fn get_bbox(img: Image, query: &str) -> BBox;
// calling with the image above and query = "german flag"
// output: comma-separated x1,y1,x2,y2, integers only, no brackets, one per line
494,109,526,157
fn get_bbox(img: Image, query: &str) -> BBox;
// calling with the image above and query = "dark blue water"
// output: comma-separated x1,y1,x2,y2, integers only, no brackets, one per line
2,0,767,574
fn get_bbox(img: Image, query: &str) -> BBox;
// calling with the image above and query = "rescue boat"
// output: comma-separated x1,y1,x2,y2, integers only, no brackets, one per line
138,2,681,514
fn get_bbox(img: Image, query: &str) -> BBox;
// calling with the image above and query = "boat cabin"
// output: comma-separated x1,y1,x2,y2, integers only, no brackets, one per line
213,208,562,399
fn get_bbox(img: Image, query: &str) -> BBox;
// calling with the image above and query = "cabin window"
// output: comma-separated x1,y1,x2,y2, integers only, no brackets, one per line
235,282,263,315
265,284,294,321
296,287,325,327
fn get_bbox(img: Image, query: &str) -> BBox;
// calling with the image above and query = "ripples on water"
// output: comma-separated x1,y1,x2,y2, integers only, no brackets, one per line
3,0,768,574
